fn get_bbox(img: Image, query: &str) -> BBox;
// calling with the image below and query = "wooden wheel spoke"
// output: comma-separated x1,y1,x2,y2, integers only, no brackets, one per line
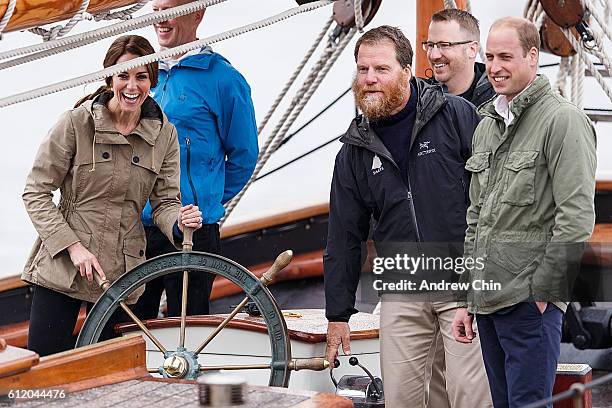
179,270,189,348
119,301,168,354
193,296,250,355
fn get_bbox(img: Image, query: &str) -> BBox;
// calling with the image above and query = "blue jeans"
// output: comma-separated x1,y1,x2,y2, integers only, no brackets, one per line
476,302,563,408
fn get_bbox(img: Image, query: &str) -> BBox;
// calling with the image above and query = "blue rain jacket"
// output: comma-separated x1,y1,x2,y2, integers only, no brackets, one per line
142,48,258,226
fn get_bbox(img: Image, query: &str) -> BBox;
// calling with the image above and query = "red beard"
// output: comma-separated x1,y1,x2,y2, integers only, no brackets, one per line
352,72,410,122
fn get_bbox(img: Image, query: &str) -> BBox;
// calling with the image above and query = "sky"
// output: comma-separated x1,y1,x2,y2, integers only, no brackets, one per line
0,0,611,279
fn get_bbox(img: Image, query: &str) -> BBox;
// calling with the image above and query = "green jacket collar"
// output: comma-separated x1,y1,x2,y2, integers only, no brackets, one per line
479,74,550,121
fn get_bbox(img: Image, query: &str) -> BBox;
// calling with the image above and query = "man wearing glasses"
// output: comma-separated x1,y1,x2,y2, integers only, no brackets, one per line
425,8,495,108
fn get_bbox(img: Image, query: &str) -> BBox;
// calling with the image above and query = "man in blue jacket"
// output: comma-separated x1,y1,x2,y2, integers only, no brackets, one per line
324,26,490,407
137,0,258,318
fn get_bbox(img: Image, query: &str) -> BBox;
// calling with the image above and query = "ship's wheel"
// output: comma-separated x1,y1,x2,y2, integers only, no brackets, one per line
75,229,327,387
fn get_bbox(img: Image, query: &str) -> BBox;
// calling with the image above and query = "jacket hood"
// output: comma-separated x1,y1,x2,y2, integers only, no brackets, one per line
479,74,550,121
82,91,166,146
341,77,446,148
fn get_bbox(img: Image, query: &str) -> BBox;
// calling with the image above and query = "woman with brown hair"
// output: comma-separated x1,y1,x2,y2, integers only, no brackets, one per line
22,35,201,356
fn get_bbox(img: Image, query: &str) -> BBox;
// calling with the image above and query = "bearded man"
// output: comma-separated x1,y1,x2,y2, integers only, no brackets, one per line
324,26,490,407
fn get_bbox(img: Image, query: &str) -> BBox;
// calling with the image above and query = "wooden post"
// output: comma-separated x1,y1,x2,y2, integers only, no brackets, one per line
415,0,467,78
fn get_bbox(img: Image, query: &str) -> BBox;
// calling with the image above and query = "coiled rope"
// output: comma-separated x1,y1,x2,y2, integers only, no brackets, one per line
28,0,91,41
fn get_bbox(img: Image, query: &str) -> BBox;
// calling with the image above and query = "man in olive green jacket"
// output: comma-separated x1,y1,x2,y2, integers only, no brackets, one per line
451,17,596,408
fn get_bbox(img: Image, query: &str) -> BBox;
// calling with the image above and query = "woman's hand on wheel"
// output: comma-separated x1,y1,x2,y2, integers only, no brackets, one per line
178,204,203,231
67,242,106,283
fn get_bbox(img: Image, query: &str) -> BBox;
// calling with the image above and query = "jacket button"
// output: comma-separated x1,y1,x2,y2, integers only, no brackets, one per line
132,156,140,164
139,249,144,257
102,152,110,159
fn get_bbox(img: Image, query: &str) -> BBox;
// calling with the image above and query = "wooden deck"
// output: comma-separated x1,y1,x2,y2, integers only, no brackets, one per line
2,379,352,407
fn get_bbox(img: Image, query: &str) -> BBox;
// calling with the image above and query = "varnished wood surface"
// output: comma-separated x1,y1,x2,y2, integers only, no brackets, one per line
0,276,27,293
211,250,323,300
0,321,28,348
583,224,612,266
220,203,329,239
117,309,379,343
0,334,149,394
0,345,38,379
0,0,136,32
415,0,467,78
597,181,612,191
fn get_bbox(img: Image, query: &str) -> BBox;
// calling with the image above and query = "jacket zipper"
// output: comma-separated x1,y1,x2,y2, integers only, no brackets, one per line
405,170,422,242
185,137,199,207
354,126,422,243
160,71,169,107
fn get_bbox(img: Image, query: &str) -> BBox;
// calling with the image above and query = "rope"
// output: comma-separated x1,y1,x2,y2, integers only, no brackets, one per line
443,0,457,9
585,0,612,43
0,0,334,108
254,44,337,165
563,28,612,104
0,0,226,69
28,0,91,41
0,0,16,37
570,54,580,106
88,0,150,21
577,54,585,109
257,15,334,135
221,28,356,224
354,0,364,32
555,57,570,97
524,0,539,21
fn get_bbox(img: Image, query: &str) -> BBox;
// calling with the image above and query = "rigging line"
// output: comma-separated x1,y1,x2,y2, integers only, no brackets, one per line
562,28,612,104
0,0,16,37
0,0,334,108
28,0,91,41
253,39,337,169
257,15,334,135
255,133,341,182
0,0,225,63
222,28,356,224
276,87,351,150
354,0,364,33
584,0,612,43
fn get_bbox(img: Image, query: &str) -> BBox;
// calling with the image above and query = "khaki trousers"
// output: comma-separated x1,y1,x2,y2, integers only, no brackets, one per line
380,297,492,408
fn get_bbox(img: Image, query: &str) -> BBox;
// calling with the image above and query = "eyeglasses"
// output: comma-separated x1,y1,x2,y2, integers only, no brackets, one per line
421,40,473,51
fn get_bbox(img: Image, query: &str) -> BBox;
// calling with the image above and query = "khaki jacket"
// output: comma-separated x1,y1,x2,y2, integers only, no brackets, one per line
22,93,181,303
463,75,597,314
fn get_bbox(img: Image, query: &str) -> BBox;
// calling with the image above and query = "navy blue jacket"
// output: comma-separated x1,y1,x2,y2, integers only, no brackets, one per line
324,78,481,322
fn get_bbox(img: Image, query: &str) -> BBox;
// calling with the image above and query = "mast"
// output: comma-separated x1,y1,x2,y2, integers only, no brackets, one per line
0,0,137,32
415,0,467,78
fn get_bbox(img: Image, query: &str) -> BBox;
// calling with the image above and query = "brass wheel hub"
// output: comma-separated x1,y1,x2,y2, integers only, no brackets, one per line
163,354,189,378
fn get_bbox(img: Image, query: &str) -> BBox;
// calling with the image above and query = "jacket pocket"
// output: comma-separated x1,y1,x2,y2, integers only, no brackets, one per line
122,236,146,304
122,236,146,273
501,151,538,206
465,151,491,205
